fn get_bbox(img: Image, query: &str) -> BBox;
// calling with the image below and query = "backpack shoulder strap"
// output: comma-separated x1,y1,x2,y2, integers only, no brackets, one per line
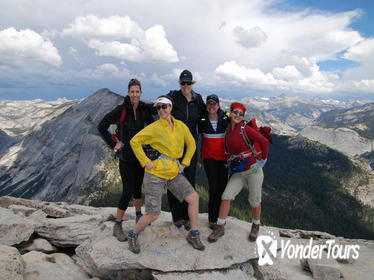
119,106,127,124
241,120,260,156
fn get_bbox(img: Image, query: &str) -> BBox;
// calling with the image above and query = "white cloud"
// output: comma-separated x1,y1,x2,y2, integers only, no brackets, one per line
93,63,130,79
0,27,61,67
343,38,374,62
88,39,142,61
352,79,374,93
272,65,303,81
141,25,179,63
271,10,362,61
233,26,267,49
62,14,144,40
216,61,279,86
215,59,338,93
87,26,178,63
340,38,374,82
65,15,178,63
96,63,119,73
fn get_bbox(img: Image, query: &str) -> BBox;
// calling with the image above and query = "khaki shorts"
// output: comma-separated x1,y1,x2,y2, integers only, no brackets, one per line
222,167,264,207
143,172,196,214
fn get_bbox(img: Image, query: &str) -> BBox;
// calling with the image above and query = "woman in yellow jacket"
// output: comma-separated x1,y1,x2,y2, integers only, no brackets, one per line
128,95,205,254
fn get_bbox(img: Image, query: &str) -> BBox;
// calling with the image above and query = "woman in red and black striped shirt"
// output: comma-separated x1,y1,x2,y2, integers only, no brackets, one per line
200,94,229,229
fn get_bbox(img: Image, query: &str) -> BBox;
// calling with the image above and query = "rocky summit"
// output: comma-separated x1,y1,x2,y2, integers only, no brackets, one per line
0,196,373,280
0,89,123,203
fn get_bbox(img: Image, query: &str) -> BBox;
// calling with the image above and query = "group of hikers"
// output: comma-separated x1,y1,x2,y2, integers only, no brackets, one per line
98,69,270,254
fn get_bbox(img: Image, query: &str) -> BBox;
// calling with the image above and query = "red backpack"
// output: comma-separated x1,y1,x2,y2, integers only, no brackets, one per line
240,118,272,158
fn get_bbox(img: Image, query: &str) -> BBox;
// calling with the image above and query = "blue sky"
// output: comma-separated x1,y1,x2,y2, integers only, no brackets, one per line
1,0,374,101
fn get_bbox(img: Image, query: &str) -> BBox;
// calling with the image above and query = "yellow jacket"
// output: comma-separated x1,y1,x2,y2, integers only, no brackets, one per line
130,117,196,180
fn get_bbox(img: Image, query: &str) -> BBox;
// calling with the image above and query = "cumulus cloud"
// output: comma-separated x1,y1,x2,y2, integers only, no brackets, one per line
62,14,144,40
233,26,268,49
141,25,179,63
88,40,141,61
216,61,279,86
215,59,338,93
0,27,61,67
272,65,303,81
65,15,178,63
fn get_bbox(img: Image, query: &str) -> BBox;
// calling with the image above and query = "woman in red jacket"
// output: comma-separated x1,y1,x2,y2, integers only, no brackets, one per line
208,102,269,243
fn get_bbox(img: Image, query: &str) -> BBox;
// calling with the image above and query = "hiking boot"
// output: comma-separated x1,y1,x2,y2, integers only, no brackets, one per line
128,230,140,254
136,214,143,224
174,219,184,228
186,231,205,251
207,224,225,243
184,220,191,231
113,223,127,242
249,223,260,242
208,222,217,230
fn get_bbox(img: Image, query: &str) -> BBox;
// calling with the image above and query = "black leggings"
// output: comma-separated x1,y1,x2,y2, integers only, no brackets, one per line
203,158,228,223
167,151,197,222
118,159,144,211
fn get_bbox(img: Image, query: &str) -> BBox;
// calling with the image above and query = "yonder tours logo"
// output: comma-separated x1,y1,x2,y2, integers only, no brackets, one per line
256,231,360,266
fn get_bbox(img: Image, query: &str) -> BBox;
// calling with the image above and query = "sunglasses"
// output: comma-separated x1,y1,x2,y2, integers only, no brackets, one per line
180,81,193,86
156,104,169,111
231,110,244,117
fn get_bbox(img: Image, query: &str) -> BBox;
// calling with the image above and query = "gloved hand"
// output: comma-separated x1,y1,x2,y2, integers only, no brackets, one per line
251,159,267,171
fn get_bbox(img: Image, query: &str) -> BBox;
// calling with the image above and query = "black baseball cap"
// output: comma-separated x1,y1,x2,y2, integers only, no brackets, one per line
206,94,219,104
179,69,195,83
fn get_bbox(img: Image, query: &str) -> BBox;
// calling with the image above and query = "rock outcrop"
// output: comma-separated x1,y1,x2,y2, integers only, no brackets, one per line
0,245,25,280
1,197,373,280
0,207,34,246
22,251,92,280
300,126,373,156
0,89,123,203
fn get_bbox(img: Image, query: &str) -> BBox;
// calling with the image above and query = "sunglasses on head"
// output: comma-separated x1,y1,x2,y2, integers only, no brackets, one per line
231,110,244,117
156,104,169,111
180,81,193,86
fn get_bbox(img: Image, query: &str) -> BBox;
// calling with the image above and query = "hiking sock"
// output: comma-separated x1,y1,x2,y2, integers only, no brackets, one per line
136,211,142,216
252,219,260,225
115,220,123,225
217,218,226,225
190,230,199,234
128,229,138,237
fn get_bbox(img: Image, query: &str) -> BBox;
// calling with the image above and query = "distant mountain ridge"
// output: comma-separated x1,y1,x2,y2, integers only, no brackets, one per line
317,102,374,139
300,102,374,157
240,95,368,131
